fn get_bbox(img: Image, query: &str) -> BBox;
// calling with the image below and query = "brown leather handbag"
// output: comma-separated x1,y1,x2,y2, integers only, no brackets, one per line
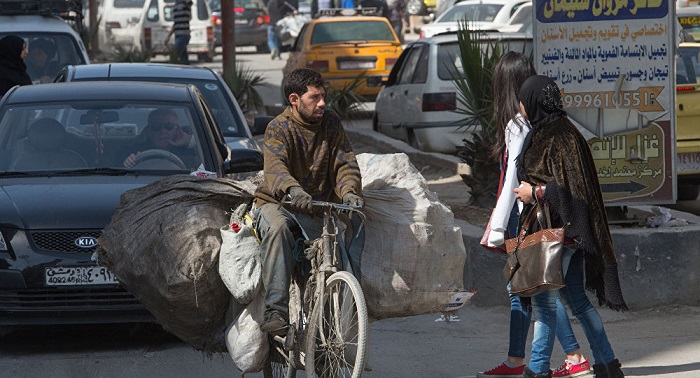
502,203,568,297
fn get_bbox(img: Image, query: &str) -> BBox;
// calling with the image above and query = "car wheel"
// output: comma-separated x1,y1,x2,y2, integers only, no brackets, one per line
407,129,421,150
678,184,700,201
407,0,427,15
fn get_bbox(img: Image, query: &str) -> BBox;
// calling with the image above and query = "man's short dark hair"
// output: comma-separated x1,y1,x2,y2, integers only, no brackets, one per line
283,68,325,103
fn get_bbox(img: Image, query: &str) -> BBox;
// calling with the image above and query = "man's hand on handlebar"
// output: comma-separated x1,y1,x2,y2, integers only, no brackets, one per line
288,186,313,212
342,192,364,209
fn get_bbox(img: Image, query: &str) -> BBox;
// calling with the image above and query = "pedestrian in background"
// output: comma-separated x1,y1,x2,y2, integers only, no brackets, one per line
0,35,31,97
478,52,590,378
386,0,405,43
513,75,627,378
268,0,296,59
165,0,193,65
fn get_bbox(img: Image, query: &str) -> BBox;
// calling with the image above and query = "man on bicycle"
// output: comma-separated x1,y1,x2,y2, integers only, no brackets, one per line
253,68,364,336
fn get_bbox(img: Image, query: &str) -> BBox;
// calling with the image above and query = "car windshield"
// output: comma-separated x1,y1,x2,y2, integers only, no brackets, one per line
110,77,248,138
0,101,210,174
439,3,504,22
310,21,396,44
677,46,700,84
436,38,533,80
0,33,87,83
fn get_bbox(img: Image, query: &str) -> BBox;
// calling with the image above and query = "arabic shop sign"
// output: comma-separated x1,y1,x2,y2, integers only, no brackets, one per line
533,0,676,204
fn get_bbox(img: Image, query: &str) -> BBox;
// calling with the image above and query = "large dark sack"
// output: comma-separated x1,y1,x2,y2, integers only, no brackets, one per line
97,175,254,353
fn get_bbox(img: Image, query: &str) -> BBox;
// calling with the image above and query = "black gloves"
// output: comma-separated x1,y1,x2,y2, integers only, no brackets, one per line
342,192,364,208
288,186,313,212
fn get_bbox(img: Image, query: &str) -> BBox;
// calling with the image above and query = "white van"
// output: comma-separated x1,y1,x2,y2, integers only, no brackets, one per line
97,0,147,53
138,0,215,62
0,0,90,84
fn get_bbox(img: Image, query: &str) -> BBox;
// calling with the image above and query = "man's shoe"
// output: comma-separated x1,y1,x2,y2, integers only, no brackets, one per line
476,361,525,377
552,359,591,377
260,310,288,336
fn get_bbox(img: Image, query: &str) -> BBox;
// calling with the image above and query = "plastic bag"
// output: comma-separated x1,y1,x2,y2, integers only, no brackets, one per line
225,293,269,373
219,204,262,305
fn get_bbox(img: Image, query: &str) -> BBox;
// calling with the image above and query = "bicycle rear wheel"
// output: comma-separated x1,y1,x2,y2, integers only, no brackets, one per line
305,271,368,378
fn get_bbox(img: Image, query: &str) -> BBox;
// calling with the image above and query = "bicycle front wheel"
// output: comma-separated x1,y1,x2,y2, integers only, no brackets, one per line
305,271,368,378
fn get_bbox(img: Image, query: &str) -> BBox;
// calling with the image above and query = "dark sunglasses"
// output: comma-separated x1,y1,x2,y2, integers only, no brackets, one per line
152,122,178,131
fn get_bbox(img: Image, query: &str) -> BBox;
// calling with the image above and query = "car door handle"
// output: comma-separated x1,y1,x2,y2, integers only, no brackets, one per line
403,90,408,95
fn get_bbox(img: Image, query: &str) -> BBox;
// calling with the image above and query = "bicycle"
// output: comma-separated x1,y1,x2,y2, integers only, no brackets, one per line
263,200,369,378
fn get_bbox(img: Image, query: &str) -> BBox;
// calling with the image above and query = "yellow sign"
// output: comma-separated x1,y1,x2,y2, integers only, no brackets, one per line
562,87,664,111
589,123,665,201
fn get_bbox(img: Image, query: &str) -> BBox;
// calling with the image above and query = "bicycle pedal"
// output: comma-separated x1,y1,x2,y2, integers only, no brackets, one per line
319,263,337,273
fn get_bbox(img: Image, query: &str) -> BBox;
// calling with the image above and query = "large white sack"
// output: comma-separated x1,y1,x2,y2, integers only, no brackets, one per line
225,293,269,374
357,153,467,319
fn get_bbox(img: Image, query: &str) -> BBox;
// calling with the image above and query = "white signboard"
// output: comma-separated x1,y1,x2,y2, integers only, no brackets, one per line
533,0,677,204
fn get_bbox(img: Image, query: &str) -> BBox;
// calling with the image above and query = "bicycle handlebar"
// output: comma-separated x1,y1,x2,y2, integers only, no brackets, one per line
281,198,366,220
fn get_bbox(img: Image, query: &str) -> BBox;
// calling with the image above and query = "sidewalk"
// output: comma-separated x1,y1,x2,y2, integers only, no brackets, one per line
365,304,700,377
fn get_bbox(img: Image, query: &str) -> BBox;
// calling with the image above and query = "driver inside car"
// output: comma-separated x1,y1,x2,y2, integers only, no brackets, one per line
122,108,194,168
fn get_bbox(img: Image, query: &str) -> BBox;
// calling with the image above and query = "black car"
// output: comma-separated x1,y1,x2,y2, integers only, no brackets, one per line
209,0,270,52
0,81,262,325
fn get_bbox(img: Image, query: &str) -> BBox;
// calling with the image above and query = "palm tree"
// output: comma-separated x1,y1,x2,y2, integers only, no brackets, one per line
450,20,506,208
225,62,268,116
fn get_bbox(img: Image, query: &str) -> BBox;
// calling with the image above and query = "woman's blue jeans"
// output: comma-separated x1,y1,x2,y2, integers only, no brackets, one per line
507,204,580,359
508,289,579,359
529,248,617,374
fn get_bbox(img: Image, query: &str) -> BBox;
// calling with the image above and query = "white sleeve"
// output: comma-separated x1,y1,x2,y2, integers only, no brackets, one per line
489,116,530,232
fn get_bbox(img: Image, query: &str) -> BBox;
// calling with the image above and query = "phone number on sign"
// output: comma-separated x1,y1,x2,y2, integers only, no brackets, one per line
562,87,664,112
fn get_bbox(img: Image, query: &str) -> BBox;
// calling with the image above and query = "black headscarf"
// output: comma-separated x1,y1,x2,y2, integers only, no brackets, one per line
516,75,567,180
0,35,32,96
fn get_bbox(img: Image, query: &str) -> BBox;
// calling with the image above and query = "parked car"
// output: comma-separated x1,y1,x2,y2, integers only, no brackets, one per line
497,1,531,33
674,42,700,200
374,32,532,153
283,10,403,101
208,0,270,52
419,0,529,39
407,0,437,15
97,0,146,53
0,0,90,84
138,0,216,62
0,81,262,325
55,63,265,155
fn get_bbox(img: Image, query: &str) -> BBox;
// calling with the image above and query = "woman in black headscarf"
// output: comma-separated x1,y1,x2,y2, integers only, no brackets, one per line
513,75,626,378
0,35,32,97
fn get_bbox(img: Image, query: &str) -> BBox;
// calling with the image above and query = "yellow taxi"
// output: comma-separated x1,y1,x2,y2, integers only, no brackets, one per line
282,9,403,100
678,7,700,41
675,42,700,200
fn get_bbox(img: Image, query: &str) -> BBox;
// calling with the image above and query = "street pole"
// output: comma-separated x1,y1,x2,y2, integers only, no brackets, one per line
221,0,236,86
89,0,99,57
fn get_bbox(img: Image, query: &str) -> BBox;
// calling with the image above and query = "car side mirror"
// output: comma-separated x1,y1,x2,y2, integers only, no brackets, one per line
224,148,264,174
251,116,273,136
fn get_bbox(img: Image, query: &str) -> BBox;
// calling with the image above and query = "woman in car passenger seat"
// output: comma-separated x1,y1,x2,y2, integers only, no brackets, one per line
0,35,31,97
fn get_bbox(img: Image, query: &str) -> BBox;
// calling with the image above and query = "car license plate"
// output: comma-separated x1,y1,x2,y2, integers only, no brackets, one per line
677,152,700,172
45,266,119,286
235,19,248,25
339,61,375,70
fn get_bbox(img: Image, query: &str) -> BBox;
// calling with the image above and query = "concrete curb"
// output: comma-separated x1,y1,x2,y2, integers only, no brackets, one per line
350,126,700,310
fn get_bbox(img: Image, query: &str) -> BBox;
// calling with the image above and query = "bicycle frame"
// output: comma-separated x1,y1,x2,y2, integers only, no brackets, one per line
265,200,367,378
